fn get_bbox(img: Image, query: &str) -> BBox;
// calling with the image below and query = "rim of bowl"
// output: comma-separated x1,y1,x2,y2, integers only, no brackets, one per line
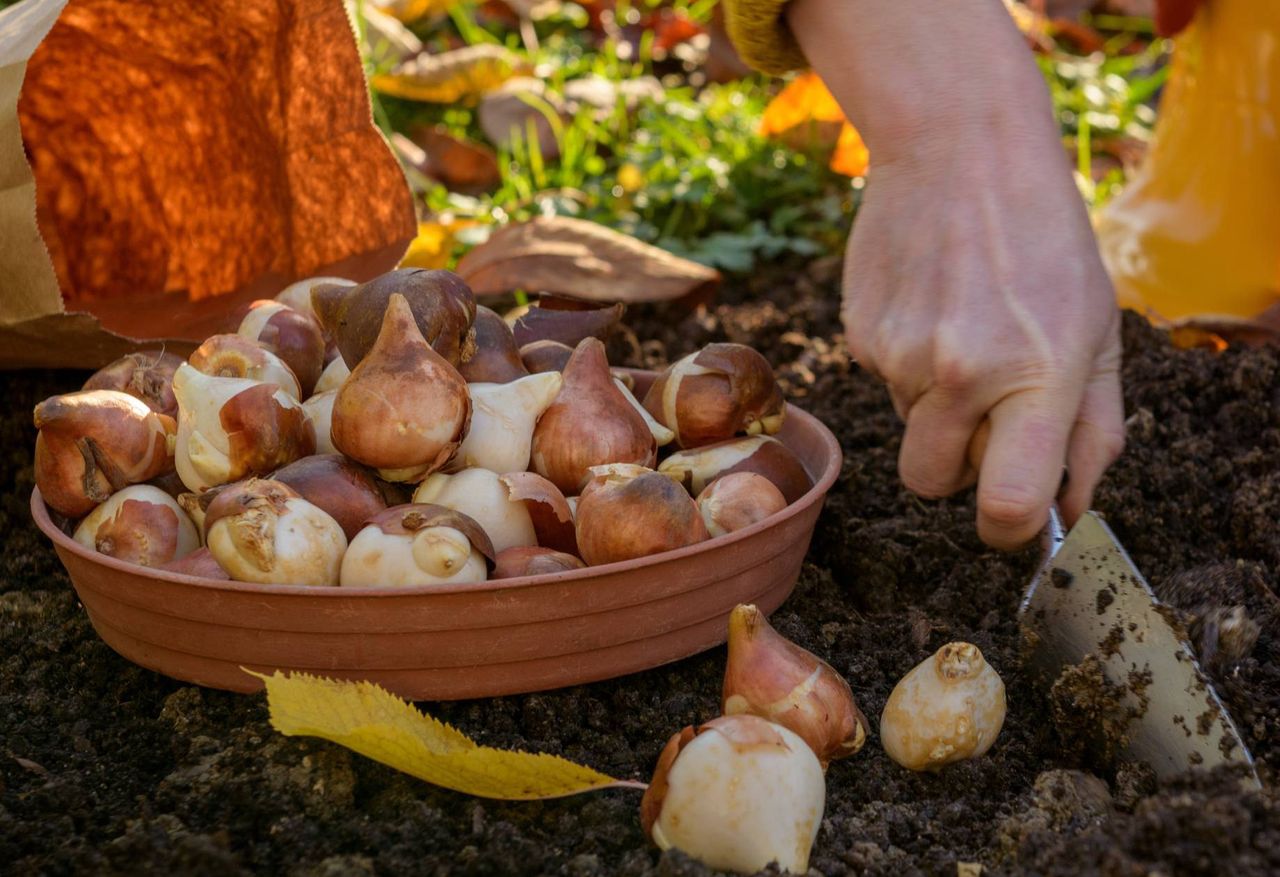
32,404,841,598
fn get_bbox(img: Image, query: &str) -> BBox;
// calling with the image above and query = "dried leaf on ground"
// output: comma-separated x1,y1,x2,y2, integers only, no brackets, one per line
760,72,868,176
477,77,565,156
253,670,641,800
373,0,457,24
372,44,530,103
409,125,501,191
400,218,479,269
456,217,721,303
829,122,869,177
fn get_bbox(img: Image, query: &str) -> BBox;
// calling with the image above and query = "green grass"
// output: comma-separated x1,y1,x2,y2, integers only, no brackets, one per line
365,1,1168,268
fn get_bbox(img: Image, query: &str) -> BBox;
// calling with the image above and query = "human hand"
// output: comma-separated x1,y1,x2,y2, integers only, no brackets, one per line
840,141,1123,549
786,0,1126,548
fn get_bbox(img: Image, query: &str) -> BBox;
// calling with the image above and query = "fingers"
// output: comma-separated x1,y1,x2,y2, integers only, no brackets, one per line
899,388,984,498
975,390,1077,550
1058,370,1126,525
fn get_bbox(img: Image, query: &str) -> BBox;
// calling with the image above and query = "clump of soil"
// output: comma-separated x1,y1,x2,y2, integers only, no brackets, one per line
4,265,1280,875
1049,654,1134,769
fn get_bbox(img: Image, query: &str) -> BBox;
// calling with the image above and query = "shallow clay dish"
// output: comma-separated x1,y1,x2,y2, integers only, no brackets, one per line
31,371,841,700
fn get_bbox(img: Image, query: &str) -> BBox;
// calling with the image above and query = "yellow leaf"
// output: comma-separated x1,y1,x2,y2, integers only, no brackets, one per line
759,71,845,138
373,0,459,24
252,671,642,800
399,218,478,269
829,122,870,177
372,45,530,104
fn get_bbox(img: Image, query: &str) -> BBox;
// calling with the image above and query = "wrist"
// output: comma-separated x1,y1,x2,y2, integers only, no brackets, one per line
786,0,1061,166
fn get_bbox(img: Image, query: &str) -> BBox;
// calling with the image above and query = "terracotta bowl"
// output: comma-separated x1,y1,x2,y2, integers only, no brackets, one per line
31,371,842,700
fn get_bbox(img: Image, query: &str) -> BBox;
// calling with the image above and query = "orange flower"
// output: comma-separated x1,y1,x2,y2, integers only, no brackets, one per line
759,72,868,177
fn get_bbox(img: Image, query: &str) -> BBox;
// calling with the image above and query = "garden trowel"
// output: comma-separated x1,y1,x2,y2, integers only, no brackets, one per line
1022,508,1259,786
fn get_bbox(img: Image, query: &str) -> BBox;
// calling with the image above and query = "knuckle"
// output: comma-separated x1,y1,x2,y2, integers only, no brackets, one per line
980,487,1044,533
931,345,982,392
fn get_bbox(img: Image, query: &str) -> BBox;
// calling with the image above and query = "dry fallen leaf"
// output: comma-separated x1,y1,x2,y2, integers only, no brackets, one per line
478,77,566,157
372,44,530,103
409,125,502,191
829,123,869,177
400,218,479,269
373,0,457,24
253,670,644,800
760,72,868,177
759,71,845,145
456,217,721,304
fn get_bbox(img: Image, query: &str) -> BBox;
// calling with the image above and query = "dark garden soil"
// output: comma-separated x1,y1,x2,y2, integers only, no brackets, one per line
4,262,1280,876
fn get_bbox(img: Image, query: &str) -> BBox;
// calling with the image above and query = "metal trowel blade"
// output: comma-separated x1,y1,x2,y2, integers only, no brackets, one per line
1020,511,1258,786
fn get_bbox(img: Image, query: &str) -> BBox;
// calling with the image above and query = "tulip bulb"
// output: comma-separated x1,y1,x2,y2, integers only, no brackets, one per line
204,479,347,586
34,390,177,517
459,306,529,383
189,334,302,399
313,356,350,395
698,473,788,536
160,546,231,580
880,642,1007,771
449,372,562,474
238,300,327,396
82,350,183,418
275,276,354,317
519,339,573,374
413,468,536,553
615,378,674,446
575,469,708,565
171,364,315,493
73,485,199,568
530,338,656,494
497,471,577,555
271,454,390,540
643,344,786,448
659,436,811,504
331,294,471,482
493,546,585,579
302,391,338,454
723,604,868,766
641,715,825,875
340,504,494,587
312,268,477,369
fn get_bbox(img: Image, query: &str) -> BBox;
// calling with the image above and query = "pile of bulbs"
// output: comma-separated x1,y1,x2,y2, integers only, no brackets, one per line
643,605,1007,874
32,268,814,588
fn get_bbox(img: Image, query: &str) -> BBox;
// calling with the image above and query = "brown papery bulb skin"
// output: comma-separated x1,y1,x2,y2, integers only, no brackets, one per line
575,471,708,566
237,301,327,397
34,390,176,518
519,339,573,375
642,343,786,448
722,604,869,767
511,297,624,348
312,269,477,369
459,306,528,383
72,485,200,568
492,546,586,579
160,546,231,580
697,472,788,536
659,435,811,504
82,350,183,418
330,294,471,482
271,454,389,540
530,337,656,494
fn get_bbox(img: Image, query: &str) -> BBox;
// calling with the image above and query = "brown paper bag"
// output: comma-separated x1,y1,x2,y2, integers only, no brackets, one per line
0,0,416,368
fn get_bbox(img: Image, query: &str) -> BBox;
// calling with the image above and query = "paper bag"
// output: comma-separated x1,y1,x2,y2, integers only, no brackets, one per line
0,0,416,368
